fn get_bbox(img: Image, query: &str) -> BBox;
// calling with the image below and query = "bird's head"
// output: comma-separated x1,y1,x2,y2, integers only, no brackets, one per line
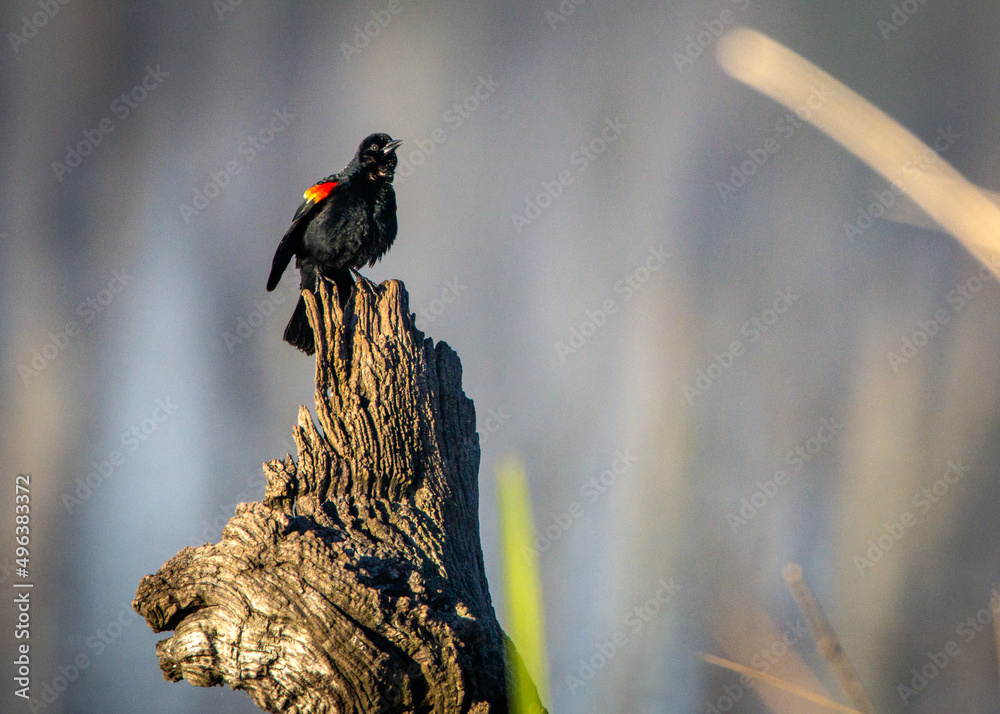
355,133,403,182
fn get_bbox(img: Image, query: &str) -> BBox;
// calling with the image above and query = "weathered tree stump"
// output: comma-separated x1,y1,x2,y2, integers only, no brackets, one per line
133,280,544,713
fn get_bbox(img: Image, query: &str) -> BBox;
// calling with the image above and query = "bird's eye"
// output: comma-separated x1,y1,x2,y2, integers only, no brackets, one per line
370,144,379,152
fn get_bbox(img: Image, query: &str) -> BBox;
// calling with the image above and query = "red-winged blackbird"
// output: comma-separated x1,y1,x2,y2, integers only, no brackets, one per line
266,132,403,354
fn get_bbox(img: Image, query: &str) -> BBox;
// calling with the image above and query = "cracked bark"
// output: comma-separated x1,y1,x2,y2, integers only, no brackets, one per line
133,280,545,714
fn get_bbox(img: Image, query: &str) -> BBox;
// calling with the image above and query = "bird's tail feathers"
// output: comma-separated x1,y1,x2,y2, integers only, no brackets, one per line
283,295,315,355
283,270,356,355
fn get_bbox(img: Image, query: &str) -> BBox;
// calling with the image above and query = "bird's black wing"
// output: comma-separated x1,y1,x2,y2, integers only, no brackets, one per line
266,178,340,291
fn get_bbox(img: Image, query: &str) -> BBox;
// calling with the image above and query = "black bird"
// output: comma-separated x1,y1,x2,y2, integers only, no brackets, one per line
267,132,403,354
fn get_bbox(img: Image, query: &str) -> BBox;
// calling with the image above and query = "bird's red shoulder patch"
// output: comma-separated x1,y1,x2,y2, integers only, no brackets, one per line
304,181,337,203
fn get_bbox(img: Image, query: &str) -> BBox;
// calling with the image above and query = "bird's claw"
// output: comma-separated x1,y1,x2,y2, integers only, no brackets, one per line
351,269,379,297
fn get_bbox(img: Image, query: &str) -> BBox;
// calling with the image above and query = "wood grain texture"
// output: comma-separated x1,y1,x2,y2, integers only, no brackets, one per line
133,280,544,714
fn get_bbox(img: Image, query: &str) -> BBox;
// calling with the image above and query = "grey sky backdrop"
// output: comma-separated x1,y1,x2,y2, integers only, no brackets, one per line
3,1,1000,712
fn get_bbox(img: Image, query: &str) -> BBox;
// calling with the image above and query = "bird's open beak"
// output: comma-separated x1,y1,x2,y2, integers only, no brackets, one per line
382,139,403,155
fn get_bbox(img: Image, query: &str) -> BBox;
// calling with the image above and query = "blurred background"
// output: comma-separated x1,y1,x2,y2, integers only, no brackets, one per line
3,1,1000,712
